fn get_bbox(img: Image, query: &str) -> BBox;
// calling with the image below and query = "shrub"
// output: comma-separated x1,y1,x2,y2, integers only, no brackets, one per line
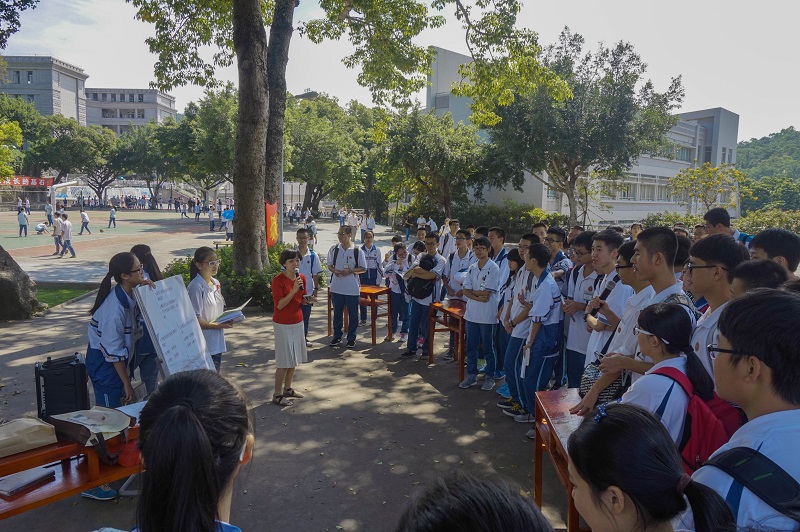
641,211,703,229
450,200,570,238
738,209,800,234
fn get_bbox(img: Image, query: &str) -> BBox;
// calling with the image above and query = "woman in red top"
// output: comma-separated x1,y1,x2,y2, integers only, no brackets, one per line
271,249,308,406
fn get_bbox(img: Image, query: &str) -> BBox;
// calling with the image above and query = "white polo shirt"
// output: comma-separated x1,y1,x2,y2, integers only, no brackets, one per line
382,257,410,295
585,275,633,364
438,231,458,259
443,249,476,302
606,285,656,384
298,248,323,295
565,265,599,355
416,216,426,228
621,356,689,445
689,410,800,531
528,272,563,328
326,244,368,296
508,270,536,338
691,301,729,379
61,219,73,240
187,275,226,356
463,259,501,324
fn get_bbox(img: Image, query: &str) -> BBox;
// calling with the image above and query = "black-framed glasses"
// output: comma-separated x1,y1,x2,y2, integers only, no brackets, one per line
683,263,728,273
569,248,589,257
615,265,633,271
544,237,562,244
708,344,738,361
634,325,670,345
129,264,144,274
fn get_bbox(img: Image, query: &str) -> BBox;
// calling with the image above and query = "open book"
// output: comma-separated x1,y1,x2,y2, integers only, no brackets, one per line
210,297,252,325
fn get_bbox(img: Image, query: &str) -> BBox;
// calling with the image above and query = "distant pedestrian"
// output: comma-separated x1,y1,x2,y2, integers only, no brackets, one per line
45,203,53,225
208,207,216,231
17,197,22,210
35,221,50,235
225,217,234,241
194,203,201,222
59,213,76,258
17,207,29,237
52,213,63,255
79,209,92,235
25,197,30,214
108,207,117,228
181,203,189,218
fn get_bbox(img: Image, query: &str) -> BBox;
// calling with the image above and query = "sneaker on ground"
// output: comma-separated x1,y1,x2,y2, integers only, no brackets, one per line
443,342,450,349
400,351,417,358
496,383,510,397
481,378,495,391
503,404,527,418
526,428,537,440
459,375,478,389
329,338,342,346
513,412,535,423
477,365,486,374
346,340,356,349
81,484,117,501
416,336,424,348
398,333,408,343
384,336,392,342
441,351,455,361
359,320,367,327
305,341,312,348
496,399,516,409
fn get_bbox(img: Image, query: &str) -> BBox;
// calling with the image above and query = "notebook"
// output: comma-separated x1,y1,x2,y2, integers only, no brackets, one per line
0,467,55,496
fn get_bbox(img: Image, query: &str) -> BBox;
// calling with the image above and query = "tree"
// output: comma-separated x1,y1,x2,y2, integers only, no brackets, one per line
27,115,87,182
187,84,237,192
488,28,684,226
0,119,22,179
0,0,39,48
668,162,749,212
130,0,564,272
383,106,485,217
79,126,121,202
736,127,800,180
740,175,800,213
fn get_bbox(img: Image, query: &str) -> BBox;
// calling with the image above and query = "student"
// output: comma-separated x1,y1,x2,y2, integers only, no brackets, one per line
514,244,563,430
225,215,235,241
545,226,573,389
78,209,91,235
327,226,367,349
59,213,76,258
568,403,736,532
464,224,475,239
348,211,360,242
683,234,748,378
44,202,53,225
135,370,253,532
402,233,446,360
459,236,501,390
703,207,753,247
403,212,413,241
35,221,50,235
188,247,234,371
441,229,476,360
208,207,216,231
629,222,643,241
360,211,369,242
414,226,428,245
689,290,800,531
426,215,438,234
416,213,427,229
619,303,715,444
438,219,460,259
530,222,547,244
561,231,599,388
395,474,554,532
693,224,708,242
130,244,164,396
359,230,382,326
730,259,788,298
495,248,527,403
750,227,800,280
17,207,28,237
194,202,202,222
566,225,584,247
52,213,63,254
297,228,322,347
108,206,117,228
409,240,426,264
674,234,691,281
474,226,489,238
383,243,411,343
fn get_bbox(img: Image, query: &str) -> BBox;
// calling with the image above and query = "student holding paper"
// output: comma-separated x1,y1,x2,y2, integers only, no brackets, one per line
188,247,233,372
270,249,308,406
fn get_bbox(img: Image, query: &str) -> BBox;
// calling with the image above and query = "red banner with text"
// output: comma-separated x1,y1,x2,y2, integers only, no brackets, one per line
265,201,279,248
0,176,54,187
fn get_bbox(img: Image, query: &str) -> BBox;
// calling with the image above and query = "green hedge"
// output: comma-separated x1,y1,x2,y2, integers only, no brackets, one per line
738,209,800,234
641,211,703,229
450,200,570,238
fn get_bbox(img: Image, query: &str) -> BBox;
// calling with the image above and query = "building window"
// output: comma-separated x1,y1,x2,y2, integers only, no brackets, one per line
120,109,136,119
640,184,656,201
137,109,145,119
620,184,636,201
728,149,733,164
102,109,118,119
12,71,20,84
722,147,727,164
101,93,107,102
138,94,144,102
27,71,33,84
704,146,712,164
129,94,135,103
547,187,558,199
434,93,450,109
25,95,34,104
92,93,98,101
120,93,125,102
111,94,116,102
676,146,692,162
657,185,670,202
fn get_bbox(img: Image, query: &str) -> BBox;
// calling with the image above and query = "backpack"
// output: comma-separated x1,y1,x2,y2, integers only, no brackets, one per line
651,366,732,474
406,254,436,300
706,447,800,523
330,245,361,281
663,291,702,321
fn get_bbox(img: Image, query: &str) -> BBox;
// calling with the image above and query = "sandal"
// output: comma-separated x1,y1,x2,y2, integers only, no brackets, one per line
272,394,294,406
283,388,304,398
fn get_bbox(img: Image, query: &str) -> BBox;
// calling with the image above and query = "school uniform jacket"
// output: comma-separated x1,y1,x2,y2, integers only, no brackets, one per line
86,284,139,388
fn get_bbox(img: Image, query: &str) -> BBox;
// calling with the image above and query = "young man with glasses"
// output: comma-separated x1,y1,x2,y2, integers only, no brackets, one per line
683,234,748,378
441,229,476,360
544,227,573,389
297,228,323,347
327,226,367,348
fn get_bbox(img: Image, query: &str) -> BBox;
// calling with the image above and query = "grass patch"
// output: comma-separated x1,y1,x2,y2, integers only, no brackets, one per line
37,288,92,308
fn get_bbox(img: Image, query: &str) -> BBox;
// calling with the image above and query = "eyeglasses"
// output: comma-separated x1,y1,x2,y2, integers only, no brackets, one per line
204,260,221,266
129,264,144,274
544,237,562,244
634,325,670,345
472,246,488,251
615,265,633,271
683,263,728,273
569,248,589,257
707,344,738,360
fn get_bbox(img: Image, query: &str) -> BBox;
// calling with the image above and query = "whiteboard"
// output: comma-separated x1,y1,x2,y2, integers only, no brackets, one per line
134,275,214,376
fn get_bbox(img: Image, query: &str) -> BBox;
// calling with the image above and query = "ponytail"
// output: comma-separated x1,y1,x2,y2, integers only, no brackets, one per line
89,253,136,315
682,477,736,532
683,345,715,400
131,244,164,282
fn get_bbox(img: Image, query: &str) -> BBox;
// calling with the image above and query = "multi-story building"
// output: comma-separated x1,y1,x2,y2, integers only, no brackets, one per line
0,55,89,125
426,47,741,225
84,88,177,135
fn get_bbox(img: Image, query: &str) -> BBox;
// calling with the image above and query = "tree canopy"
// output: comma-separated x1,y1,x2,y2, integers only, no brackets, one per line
668,162,748,212
736,127,800,180
0,0,39,48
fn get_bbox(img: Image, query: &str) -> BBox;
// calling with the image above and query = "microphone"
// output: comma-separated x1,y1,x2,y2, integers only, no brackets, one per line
295,268,304,291
588,280,616,317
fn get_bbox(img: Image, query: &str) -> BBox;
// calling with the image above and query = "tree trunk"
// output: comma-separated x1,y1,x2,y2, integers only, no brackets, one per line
564,178,579,227
264,0,296,208
232,0,269,272
302,183,314,213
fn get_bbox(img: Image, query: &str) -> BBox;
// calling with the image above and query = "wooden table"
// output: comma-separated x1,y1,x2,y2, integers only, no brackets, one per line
533,389,589,532
0,426,142,519
427,300,466,380
327,286,393,345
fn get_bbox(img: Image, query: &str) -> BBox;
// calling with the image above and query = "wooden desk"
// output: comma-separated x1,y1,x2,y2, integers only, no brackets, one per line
427,300,466,380
327,286,393,345
533,389,589,532
0,427,142,520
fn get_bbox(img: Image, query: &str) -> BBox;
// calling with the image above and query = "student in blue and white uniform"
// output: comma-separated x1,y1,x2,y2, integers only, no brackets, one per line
441,229,476,360
382,242,411,343
562,231,599,388
129,244,164,396
327,226,368,349
544,226,573,389
686,290,800,531
297,227,323,347
703,207,753,249
187,247,233,371
459,236,501,391
402,233,446,359
488,227,510,378
620,303,715,445
494,248,527,406
438,219,460,260
359,230,382,326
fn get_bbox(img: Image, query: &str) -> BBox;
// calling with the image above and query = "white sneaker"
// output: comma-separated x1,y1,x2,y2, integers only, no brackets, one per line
399,333,408,343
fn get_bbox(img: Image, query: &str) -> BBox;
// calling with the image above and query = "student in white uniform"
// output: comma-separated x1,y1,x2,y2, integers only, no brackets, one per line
438,219,460,259
296,228,323,347
749,228,800,281
620,303,716,445
402,233,446,359
703,207,753,249
327,226,367,348
382,242,411,343
568,403,735,532
441,229,476,360
459,236,501,390
689,290,800,531
496,248,528,409
359,230,382,325
683,234,748,378
187,247,233,371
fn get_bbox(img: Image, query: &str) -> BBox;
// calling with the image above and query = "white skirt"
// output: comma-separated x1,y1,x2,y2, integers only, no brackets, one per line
273,321,308,368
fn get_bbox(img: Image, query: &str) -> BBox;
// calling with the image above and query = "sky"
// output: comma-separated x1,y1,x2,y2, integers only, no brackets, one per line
3,0,797,142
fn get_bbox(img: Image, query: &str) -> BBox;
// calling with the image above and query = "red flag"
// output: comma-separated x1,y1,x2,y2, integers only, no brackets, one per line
265,201,279,248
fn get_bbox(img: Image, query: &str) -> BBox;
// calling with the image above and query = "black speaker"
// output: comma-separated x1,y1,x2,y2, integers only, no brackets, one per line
35,353,90,419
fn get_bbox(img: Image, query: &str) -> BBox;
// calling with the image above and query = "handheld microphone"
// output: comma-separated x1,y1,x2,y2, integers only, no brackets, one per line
295,268,304,291
588,280,616,317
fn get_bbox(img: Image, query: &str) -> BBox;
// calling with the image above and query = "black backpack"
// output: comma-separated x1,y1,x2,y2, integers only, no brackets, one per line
406,254,436,300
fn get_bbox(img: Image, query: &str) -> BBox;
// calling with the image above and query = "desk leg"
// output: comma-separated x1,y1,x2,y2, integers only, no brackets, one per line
327,290,332,337
387,293,393,342
534,405,543,506
567,495,581,532
458,318,465,382
370,295,377,345
427,307,435,365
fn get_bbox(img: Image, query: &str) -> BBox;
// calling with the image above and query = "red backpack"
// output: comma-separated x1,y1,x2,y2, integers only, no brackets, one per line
651,367,735,474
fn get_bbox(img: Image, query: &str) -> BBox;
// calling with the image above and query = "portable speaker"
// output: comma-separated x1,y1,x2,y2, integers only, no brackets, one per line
35,353,90,419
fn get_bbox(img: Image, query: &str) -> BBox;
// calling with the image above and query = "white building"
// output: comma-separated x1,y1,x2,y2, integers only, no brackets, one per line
84,88,177,135
0,55,89,125
426,47,740,226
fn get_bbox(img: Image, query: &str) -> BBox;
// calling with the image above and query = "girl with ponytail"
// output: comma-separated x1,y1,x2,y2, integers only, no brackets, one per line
620,303,715,444
567,403,735,532
135,370,254,532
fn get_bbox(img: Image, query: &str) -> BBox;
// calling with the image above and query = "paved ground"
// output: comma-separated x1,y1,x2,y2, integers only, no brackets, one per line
0,208,569,531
